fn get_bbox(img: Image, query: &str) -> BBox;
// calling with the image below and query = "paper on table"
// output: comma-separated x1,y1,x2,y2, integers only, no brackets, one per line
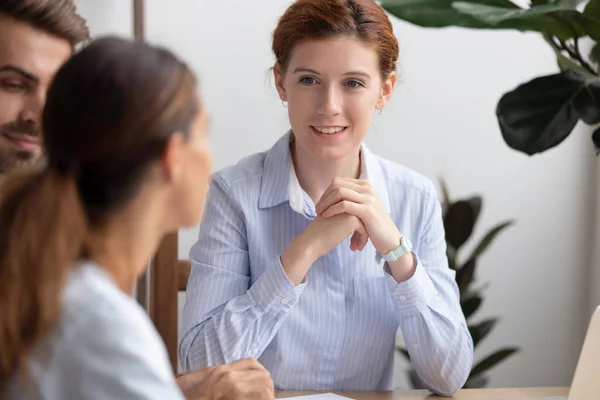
280,394,354,400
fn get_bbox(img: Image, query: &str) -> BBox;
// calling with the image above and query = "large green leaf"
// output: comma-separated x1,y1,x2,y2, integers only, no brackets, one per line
381,0,571,36
557,9,600,42
444,200,477,249
468,220,514,261
496,71,600,155
584,0,600,20
590,44,600,66
452,2,573,24
469,318,497,347
456,258,476,293
450,1,580,39
446,244,458,270
593,127,600,155
462,294,483,319
573,75,600,124
381,0,512,29
556,0,589,6
468,196,483,224
470,348,519,377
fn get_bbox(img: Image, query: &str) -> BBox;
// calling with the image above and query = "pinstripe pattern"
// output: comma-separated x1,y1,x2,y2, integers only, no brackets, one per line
180,131,473,396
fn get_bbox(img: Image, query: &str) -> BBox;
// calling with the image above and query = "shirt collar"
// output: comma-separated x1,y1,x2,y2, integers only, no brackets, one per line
259,131,390,213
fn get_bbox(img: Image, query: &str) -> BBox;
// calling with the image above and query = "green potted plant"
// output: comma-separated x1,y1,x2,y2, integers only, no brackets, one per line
381,0,600,156
398,179,515,388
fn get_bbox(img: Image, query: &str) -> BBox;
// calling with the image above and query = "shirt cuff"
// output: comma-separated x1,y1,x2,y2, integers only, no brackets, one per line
246,257,306,317
384,253,438,315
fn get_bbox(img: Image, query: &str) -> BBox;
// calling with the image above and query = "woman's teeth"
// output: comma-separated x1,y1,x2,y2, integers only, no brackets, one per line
313,126,345,134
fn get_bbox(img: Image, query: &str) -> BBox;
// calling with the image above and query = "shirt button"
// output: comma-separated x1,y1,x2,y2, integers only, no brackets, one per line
251,348,259,356
399,295,407,301
280,297,289,305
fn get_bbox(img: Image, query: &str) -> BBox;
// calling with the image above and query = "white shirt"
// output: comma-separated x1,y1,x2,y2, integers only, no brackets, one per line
8,262,184,400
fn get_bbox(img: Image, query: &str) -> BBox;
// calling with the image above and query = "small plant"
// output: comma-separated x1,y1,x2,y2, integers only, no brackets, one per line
397,179,517,388
382,0,600,156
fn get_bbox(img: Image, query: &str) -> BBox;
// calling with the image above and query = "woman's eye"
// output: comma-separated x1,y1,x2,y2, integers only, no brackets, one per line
299,76,316,85
346,80,364,88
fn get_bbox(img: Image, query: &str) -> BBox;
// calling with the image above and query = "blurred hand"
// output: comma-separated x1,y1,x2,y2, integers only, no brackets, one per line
177,358,274,400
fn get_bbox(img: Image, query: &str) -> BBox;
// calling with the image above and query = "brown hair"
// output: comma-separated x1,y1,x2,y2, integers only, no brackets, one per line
0,36,199,394
0,0,90,48
272,0,399,80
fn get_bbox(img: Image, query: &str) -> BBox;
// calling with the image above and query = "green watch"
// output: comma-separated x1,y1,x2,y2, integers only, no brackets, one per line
377,236,412,262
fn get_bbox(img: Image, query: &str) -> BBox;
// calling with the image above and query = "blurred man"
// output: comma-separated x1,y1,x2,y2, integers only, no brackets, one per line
0,0,88,178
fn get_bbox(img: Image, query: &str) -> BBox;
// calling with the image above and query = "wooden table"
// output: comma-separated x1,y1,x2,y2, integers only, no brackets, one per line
277,387,568,399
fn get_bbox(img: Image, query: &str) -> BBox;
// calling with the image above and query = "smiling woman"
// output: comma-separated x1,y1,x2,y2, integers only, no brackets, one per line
179,0,473,397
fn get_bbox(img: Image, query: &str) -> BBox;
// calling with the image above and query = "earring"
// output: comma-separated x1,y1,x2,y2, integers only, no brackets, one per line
281,100,288,108
376,102,383,115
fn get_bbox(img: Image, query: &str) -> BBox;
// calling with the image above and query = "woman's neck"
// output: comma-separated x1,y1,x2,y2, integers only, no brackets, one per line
291,140,361,205
86,197,165,294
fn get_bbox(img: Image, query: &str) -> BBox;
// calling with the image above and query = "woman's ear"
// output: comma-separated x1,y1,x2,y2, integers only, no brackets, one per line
160,131,186,182
273,63,287,102
378,71,397,108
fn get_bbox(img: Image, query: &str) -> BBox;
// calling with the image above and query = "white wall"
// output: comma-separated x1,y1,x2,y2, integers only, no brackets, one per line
77,0,597,389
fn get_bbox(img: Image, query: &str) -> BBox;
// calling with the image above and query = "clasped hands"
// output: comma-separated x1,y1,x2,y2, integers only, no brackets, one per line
314,177,402,257
281,177,415,286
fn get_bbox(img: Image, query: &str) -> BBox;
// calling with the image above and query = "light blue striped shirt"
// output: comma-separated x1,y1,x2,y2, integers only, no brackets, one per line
180,132,473,396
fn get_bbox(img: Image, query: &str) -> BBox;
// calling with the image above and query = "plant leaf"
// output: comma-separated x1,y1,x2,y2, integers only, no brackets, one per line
584,0,600,22
444,200,476,249
462,294,483,319
469,318,498,347
452,2,573,25
553,1,600,44
381,0,565,32
456,258,476,293
446,244,458,270
573,75,600,124
555,0,588,6
468,220,514,261
382,0,579,39
590,44,600,66
464,375,489,388
468,196,483,224
593,127,600,156
439,176,451,213
381,0,496,29
496,71,600,155
408,369,426,389
470,348,519,377
544,35,587,72
397,346,410,359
